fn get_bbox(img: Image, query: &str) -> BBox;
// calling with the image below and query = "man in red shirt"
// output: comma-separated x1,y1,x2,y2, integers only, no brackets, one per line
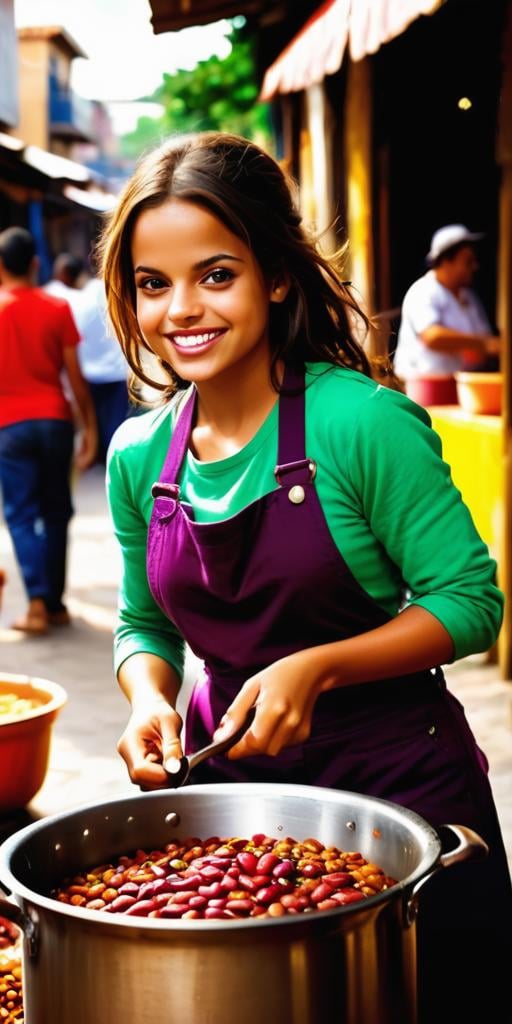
0,227,97,633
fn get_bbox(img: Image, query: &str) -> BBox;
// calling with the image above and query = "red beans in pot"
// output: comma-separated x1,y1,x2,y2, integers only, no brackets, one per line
52,834,397,920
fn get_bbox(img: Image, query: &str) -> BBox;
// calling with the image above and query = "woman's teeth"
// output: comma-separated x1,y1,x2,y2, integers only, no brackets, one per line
173,331,221,347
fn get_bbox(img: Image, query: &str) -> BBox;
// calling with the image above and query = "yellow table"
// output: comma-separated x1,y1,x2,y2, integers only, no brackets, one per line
428,406,502,560
428,405,504,669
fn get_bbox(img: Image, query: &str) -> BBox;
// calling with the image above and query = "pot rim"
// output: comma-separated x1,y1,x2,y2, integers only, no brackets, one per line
0,783,441,932
0,674,67,727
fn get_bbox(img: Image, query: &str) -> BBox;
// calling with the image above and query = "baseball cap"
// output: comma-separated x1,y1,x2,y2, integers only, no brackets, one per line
426,224,484,264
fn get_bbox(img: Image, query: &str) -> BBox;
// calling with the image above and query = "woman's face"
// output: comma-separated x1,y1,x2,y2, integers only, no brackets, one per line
131,198,285,386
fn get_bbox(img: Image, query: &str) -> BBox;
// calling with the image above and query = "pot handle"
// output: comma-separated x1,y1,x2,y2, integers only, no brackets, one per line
404,823,488,927
0,887,38,957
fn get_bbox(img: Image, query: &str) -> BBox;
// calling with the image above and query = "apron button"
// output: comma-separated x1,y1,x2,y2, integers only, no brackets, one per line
288,485,305,504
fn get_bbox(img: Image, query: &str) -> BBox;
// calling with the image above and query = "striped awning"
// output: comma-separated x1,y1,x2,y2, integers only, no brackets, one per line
260,0,443,100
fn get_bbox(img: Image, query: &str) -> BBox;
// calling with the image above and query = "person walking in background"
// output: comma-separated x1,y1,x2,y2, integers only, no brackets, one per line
393,224,500,404
45,252,85,305
0,227,97,634
46,253,131,464
77,270,131,463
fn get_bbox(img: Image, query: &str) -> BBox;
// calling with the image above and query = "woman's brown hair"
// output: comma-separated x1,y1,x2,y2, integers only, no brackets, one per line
99,131,372,400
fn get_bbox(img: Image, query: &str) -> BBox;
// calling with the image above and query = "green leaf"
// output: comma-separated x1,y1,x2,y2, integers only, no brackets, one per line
121,21,272,153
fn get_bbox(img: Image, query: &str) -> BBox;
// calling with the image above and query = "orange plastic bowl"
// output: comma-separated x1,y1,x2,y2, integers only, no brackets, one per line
404,375,458,406
0,674,67,811
455,372,502,415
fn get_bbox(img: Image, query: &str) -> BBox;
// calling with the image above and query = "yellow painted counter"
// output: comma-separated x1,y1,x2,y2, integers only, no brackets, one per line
428,405,505,669
428,406,502,561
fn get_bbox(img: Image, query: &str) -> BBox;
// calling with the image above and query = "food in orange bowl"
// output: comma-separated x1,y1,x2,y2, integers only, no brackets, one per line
454,372,502,415
0,674,67,811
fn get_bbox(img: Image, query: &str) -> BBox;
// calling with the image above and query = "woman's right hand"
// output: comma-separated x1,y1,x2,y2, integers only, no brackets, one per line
117,698,184,789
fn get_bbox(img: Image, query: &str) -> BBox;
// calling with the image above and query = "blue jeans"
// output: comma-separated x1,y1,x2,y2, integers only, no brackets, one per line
89,380,131,464
0,419,74,611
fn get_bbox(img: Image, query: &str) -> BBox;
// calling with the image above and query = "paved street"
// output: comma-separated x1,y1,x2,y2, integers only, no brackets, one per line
0,465,511,869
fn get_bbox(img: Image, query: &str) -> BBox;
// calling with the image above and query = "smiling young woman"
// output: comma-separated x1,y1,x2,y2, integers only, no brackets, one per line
99,132,511,1022
130,198,290,457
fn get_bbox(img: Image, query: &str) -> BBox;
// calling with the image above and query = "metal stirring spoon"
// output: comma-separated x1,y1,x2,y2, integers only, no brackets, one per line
164,706,256,788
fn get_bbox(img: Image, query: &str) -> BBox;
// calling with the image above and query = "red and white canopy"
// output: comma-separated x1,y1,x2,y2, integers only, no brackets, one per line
260,0,442,100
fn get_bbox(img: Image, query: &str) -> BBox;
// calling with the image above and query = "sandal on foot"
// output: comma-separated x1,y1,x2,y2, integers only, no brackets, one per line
48,609,71,627
11,612,49,635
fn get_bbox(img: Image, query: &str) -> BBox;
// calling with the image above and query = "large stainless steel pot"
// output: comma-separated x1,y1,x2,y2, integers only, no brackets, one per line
0,783,486,1024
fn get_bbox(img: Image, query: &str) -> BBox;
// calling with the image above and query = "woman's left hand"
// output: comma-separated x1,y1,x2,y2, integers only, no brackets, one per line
212,649,325,759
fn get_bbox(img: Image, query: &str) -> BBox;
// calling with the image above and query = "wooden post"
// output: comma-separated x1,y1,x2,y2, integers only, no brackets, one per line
343,57,378,353
304,83,335,254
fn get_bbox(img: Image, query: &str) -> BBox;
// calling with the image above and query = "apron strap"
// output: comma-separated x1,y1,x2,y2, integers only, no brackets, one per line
277,364,306,464
275,364,316,485
157,387,197,485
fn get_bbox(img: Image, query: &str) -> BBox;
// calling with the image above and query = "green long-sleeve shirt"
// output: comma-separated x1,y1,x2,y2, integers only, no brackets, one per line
106,362,503,678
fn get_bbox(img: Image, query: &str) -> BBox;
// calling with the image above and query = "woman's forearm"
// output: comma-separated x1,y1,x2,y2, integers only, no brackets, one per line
218,606,456,759
316,605,454,693
116,653,184,786
118,652,181,709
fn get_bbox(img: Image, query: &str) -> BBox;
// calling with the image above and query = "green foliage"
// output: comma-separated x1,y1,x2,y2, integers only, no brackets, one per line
120,23,272,161
120,116,166,161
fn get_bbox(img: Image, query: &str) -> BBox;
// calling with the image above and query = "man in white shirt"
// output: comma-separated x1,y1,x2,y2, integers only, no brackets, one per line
393,225,500,401
46,255,130,462
44,253,85,321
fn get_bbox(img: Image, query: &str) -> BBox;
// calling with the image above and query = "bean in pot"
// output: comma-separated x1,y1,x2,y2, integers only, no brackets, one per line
0,934,23,1024
0,923,18,954
52,833,396,921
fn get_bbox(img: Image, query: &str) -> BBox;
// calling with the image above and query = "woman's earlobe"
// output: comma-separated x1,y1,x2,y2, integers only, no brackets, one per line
270,276,291,303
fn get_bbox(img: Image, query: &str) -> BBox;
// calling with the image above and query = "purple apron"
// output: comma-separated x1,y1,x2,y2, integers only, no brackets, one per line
147,364,511,1010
